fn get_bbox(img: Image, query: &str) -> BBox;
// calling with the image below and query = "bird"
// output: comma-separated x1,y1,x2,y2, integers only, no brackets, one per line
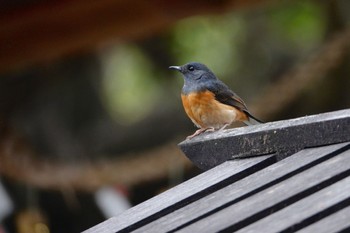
169,62,262,139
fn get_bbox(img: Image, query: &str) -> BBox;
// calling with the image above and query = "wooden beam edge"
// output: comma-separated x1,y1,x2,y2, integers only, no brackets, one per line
178,109,350,170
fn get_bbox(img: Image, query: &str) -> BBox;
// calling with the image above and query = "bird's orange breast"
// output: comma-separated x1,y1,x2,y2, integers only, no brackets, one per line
181,90,248,129
181,91,213,128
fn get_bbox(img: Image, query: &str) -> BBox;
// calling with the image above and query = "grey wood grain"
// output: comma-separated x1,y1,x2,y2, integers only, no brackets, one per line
296,205,350,233
236,175,350,233
178,147,350,233
83,155,273,233
179,109,350,170
135,143,349,233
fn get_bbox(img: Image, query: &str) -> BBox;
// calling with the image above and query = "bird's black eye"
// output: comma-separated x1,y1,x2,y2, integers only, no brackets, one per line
188,65,194,71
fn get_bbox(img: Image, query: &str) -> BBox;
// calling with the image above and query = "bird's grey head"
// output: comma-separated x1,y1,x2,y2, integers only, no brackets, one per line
169,62,217,93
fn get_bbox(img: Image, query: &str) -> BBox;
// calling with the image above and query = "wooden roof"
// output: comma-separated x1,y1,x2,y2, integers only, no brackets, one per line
84,109,350,232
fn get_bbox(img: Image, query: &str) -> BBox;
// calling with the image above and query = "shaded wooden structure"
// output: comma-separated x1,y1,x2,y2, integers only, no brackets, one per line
0,0,272,74
84,109,350,232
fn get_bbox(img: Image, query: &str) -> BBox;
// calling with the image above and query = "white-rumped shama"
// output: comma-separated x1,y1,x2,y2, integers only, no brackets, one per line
169,62,262,139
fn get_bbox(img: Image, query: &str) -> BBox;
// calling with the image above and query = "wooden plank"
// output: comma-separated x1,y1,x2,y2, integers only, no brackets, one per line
178,147,350,233
179,109,350,170
296,205,350,233
83,155,274,233
135,143,349,233
236,175,350,233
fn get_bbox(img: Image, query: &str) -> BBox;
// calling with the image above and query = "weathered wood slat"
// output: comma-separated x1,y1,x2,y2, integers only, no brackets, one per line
83,155,274,233
178,147,350,232
296,205,350,233
236,176,350,233
179,109,350,170
135,143,349,233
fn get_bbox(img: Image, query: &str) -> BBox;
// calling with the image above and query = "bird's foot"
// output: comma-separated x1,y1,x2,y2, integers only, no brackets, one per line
218,123,230,131
186,127,215,140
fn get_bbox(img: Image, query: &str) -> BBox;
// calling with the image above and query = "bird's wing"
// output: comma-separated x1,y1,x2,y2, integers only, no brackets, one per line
206,79,248,112
207,80,263,124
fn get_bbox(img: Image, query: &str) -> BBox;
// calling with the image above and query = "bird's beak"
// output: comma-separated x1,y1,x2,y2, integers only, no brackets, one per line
169,66,182,72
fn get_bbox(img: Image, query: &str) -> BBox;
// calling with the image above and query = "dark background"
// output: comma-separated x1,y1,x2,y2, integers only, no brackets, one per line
0,0,349,232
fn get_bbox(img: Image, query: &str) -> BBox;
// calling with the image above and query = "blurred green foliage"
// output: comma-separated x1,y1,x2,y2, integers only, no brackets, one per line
267,1,326,51
101,0,326,124
171,15,245,77
101,45,162,123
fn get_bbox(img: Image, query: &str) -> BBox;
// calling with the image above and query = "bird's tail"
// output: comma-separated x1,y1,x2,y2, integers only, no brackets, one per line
243,111,263,126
